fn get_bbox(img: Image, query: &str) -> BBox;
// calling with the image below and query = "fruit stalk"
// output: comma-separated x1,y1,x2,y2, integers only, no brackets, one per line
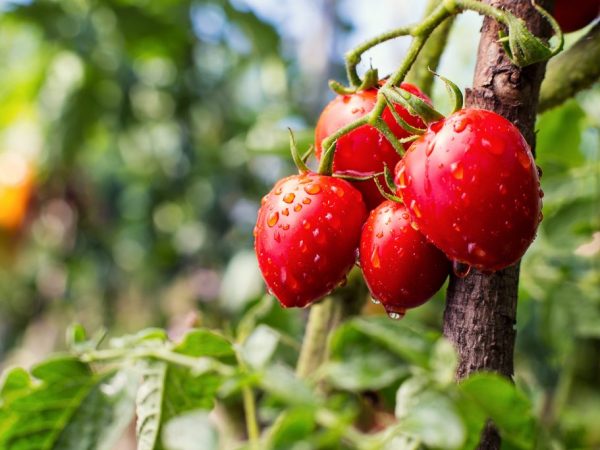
441,1,554,449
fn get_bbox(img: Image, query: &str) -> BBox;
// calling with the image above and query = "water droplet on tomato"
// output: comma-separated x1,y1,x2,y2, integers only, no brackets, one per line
430,121,443,132
410,221,419,231
467,242,486,258
304,184,322,195
283,192,295,203
452,261,471,278
401,212,409,220
538,189,544,198
282,224,290,230
274,232,281,242
325,212,333,220
536,165,543,178
274,187,282,195
452,222,461,233
314,254,321,264
294,204,302,212
267,211,279,227
338,276,348,288
450,162,463,180
538,211,544,223
409,199,422,218
453,117,468,132
517,151,532,169
426,140,435,156
396,166,407,189
302,220,310,229
282,208,289,216
371,297,381,305
351,107,365,114
261,196,267,206
386,308,406,320
253,226,258,237
370,246,381,268
499,184,507,195
299,240,308,253
376,231,384,238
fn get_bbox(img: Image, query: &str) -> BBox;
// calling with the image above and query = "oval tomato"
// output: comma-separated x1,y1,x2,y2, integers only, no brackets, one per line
396,109,542,271
255,173,367,307
315,83,429,210
359,201,449,316
553,0,599,33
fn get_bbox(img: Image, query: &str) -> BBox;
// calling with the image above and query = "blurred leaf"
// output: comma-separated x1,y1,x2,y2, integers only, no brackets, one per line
430,338,458,387
174,328,234,360
241,324,279,370
266,407,316,450
162,410,218,450
323,354,408,391
395,377,466,450
459,373,535,449
260,364,318,407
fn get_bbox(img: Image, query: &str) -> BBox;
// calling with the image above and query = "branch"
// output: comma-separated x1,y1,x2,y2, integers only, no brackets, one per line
538,22,600,113
406,0,456,96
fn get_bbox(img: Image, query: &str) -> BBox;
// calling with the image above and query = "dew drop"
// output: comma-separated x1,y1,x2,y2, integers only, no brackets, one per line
410,221,420,231
299,240,308,253
325,212,333,221
282,208,289,216
302,220,310,230
538,189,544,198
401,212,409,220
376,231,384,238
499,184,508,195
538,211,544,223
302,197,312,205
396,166,407,188
426,140,435,156
517,151,532,169
453,117,468,132
338,276,348,288
370,246,381,268
452,222,461,233
371,297,381,305
450,161,464,180
294,204,303,212
409,199,422,218
283,192,295,203
261,196,267,206
467,242,486,258
267,211,279,227
314,254,321,264
386,308,406,320
282,224,290,230
274,232,281,242
304,184,322,195
253,226,258,237
536,165,543,178
274,187,283,195
452,261,471,278
351,107,365,114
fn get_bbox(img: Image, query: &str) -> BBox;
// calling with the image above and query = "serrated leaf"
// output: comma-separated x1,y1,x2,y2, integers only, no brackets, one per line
0,358,136,450
135,357,222,450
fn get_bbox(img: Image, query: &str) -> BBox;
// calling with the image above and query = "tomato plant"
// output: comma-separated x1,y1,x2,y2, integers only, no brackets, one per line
359,201,449,317
553,0,599,33
254,173,367,307
314,83,429,209
395,108,543,271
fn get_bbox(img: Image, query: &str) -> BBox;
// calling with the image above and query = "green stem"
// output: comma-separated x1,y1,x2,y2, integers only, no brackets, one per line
539,22,600,112
406,0,456,96
238,359,260,449
296,297,341,379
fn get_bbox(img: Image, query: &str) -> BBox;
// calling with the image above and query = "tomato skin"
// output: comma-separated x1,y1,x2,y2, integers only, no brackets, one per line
395,109,542,272
359,201,449,313
315,83,429,210
553,0,599,33
254,173,367,308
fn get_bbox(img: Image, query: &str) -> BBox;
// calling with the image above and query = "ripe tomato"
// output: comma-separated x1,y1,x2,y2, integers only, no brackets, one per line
359,201,449,316
0,155,34,231
254,173,367,307
315,83,430,210
553,0,599,33
395,109,542,272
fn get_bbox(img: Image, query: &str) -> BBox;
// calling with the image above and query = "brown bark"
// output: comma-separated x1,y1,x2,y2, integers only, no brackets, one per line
442,1,554,449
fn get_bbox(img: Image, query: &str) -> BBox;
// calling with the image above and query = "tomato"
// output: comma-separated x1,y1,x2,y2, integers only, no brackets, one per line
0,155,34,232
314,83,430,210
254,173,367,307
395,109,542,272
553,0,599,33
359,201,449,316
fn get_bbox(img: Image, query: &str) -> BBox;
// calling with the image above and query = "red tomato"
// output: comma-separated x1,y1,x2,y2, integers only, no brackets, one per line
315,83,430,210
553,0,599,33
254,173,367,307
395,109,542,272
359,201,449,316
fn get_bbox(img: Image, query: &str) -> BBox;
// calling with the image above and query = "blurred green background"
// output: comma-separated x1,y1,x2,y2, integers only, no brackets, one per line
0,0,598,447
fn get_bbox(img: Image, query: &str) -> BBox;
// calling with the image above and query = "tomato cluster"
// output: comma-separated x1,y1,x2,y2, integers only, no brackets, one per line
254,84,542,317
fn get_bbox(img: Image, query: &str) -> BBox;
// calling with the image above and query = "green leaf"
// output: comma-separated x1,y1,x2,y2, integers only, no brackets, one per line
266,407,316,450
395,377,466,449
323,354,408,391
430,338,458,387
162,410,218,450
260,364,318,407
241,325,280,370
135,357,222,450
174,329,234,360
0,358,136,450
459,373,535,449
